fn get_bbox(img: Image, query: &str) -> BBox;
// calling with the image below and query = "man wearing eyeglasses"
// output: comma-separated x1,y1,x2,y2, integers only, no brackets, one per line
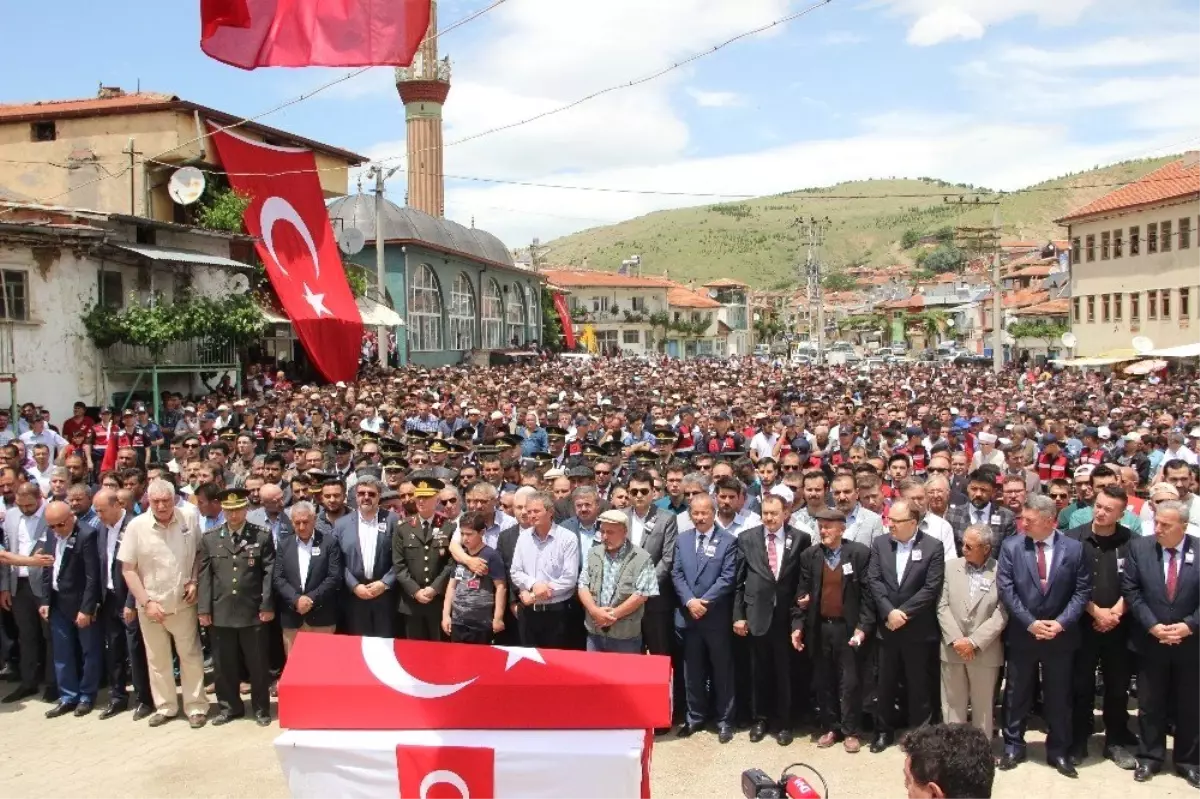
624,471,677,659
334,475,399,637
867,498,946,754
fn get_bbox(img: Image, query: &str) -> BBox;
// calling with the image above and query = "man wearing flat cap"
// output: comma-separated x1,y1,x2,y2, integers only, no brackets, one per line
197,487,275,727
392,477,457,641
577,509,659,653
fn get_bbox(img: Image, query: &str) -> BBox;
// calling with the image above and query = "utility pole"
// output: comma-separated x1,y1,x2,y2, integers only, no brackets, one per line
796,216,831,363
367,163,403,364
949,196,1003,373
123,138,140,215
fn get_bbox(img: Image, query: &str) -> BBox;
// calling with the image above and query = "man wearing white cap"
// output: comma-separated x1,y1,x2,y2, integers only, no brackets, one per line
970,432,1005,471
576,509,658,654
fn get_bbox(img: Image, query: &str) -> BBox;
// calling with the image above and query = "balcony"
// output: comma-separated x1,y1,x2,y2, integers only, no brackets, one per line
102,337,240,372
395,55,452,84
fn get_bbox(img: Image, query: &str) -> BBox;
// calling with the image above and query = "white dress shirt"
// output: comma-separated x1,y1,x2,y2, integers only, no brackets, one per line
1162,539,1187,582
358,513,378,580
969,502,993,526
629,508,649,548
296,535,315,592
894,536,915,582
764,526,786,578
51,534,68,591
16,513,37,578
1034,534,1055,579
106,512,126,591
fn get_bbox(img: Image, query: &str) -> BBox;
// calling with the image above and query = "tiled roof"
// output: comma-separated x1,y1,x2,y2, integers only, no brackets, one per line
878,295,926,311
539,269,674,289
0,90,366,163
702,277,748,288
1057,153,1200,223
1002,289,1050,309
667,286,721,309
1007,264,1053,279
1015,299,1070,317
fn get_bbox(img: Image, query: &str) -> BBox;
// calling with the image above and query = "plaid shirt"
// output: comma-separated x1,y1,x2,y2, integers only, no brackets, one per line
579,541,659,606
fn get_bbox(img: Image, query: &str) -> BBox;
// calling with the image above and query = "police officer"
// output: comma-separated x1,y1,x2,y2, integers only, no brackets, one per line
392,477,456,641
197,488,275,726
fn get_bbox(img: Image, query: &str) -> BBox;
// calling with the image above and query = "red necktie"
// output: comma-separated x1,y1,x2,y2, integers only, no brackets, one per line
767,533,778,577
1166,548,1179,602
1036,541,1048,593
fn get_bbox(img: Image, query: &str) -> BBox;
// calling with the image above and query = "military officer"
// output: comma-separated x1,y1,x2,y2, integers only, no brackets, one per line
392,477,457,641
197,488,275,726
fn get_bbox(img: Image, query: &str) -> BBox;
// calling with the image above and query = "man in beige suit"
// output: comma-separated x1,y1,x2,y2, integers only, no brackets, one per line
937,523,1008,736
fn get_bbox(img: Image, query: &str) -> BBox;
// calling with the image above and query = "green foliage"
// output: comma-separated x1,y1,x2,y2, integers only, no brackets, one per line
822,270,857,292
196,188,251,234
540,288,564,351
343,262,370,298
82,293,267,358
708,203,752,219
753,317,784,341
838,313,886,333
1008,320,1069,341
671,318,709,338
767,277,797,291
901,229,921,249
923,244,966,274
933,225,956,244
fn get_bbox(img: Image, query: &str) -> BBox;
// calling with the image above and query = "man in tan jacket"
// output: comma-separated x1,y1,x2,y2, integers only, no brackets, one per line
937,523,1008,736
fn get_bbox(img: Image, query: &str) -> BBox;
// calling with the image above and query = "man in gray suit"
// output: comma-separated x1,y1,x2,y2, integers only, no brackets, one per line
831,474,885,547
937,523,1008,737
0,483,55,703
625,470,677,657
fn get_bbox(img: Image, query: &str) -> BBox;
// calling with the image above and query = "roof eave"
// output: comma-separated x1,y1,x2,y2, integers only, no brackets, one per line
383,237,535,277
1055,189,1200,225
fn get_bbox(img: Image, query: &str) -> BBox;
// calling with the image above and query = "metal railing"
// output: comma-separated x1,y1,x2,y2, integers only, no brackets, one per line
0,321,14,374
103,337,239,369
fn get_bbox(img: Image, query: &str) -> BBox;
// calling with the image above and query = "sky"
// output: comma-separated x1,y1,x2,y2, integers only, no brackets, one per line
2,0,1198,252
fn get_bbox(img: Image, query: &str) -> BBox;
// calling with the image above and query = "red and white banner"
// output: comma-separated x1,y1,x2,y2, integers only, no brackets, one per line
208,125,363,384
551,292,576,349
278,635,672,731
200,0,431,69
275,728,651,798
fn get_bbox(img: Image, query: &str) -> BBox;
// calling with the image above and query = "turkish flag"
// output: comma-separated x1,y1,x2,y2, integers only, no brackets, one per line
200,0,431,69
208,126,362,384
397,744,494,799
552,292,575,349
278,635,672,731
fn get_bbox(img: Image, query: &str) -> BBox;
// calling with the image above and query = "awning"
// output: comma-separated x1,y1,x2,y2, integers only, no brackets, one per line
257,297,404,327
1146,341,1200,358
110,242,254,271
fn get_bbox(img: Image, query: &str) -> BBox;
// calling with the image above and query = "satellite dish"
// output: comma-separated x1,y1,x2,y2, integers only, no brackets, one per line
707,288,719,298
227,273,250,294
338,227,366,255
1061,332,1077,348
945,319,956,328
167,166,206,205
1132,335,1154,354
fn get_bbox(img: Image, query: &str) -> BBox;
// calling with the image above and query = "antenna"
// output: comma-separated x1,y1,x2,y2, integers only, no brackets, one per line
167,166,206,205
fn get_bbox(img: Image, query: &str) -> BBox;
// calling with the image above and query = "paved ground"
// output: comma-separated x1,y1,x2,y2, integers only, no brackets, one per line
0,693,1193,798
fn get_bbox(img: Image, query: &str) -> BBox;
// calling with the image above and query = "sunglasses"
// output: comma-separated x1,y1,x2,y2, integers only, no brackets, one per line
927,467,949,473
629,487,652,496
781,465,800,471
1049,493,1070,500
683,490,703,498
356,491,379,498
595,470,611,475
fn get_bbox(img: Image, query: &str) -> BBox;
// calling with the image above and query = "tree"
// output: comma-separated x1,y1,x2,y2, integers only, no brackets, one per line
912,309,950,343
1007,320,1068,343
923,244,965,274
822,270,857,292
196,188,251,233
901,229,921,249
647,311,672,353
540,288,564,351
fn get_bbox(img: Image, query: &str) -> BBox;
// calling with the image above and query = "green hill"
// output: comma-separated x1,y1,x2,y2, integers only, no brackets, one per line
542,156,1179,288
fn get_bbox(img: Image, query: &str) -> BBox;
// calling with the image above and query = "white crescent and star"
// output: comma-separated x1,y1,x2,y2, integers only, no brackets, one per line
259,196,331,317
420,770,471,799
360,637,544,700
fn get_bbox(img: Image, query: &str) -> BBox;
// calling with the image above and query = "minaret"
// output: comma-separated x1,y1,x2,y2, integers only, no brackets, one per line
395,0,450,218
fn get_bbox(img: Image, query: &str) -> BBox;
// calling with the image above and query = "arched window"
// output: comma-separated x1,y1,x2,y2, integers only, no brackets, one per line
481,278,504,349
407,264,443,352
506,283,527,346
447,272,476,350
525,283,539,342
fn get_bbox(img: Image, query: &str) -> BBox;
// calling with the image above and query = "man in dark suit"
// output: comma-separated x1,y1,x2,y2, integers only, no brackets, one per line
867,498,945,752
0,483,55,703
1065,484,1137,768
997,494,1093,778
197,488,275,726
734,492,809,745
945,467,1017,556
273,501,342,652
671,493,737,743
91,488,153,720
334,476,399,637
625,470,678,657
392,477,456,641
40,501,103,718
1121,500,1199,788
792,506,874,753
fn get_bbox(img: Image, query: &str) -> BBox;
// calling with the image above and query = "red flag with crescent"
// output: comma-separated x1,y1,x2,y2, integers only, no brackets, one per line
552,292,575,349
208,125,362,384
200,0,431,69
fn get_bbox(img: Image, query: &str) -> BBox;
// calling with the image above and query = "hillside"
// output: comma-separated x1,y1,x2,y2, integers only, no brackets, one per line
542,156,1179,288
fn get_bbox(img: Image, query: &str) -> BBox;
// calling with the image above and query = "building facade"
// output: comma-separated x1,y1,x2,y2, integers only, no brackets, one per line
330,196,541,367
1059,154,1200,357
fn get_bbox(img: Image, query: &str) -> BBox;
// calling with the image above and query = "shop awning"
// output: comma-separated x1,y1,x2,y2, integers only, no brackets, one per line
110,242,254,271
1146,341,1200,358
257,297,403,327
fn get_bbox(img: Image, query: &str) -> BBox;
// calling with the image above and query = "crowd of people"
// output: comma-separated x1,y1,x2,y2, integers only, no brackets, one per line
0,354,1198,790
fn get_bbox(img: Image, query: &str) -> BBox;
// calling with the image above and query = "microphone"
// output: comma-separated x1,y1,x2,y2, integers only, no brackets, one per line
783,774,822,798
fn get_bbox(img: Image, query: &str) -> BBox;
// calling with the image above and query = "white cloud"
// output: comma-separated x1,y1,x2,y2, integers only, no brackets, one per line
685,88,744,108
822,30,867,45
870,0,1097,46
998,33,1200,70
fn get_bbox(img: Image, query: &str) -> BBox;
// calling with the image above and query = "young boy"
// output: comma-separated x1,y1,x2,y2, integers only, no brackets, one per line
441,512,507,643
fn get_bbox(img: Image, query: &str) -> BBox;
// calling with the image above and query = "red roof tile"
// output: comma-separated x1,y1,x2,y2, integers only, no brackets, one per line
1007,264,1052,279
539,269,675,289
1057,153,1200,223
702,277,748,288
878,295,926,311
667,286,721,309
1015,299,1070,317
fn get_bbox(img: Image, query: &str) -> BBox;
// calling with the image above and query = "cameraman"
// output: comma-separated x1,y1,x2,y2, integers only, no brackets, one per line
902,723,994,798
